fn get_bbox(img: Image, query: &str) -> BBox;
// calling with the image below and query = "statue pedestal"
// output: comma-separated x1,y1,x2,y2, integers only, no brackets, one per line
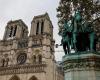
62,51,100,80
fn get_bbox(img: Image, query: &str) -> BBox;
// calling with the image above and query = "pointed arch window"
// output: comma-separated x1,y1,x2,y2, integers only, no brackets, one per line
5,58,9,67
1,59,5,67
33,55,36,63
9,27,13,37
13,25,17,36
38,55,42,63
36,22,39,35
1,58,9,67
22,29,25,37
41,21,44,34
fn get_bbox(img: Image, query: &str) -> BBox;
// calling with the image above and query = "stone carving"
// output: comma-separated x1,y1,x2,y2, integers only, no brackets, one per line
18,40,28,48
0,62,46,75
63,57,100,70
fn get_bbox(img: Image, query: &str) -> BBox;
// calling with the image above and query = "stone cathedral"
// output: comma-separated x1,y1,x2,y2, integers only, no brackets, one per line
0,13,64,80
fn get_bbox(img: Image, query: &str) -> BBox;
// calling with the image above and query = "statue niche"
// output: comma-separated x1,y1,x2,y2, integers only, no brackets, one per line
61,10,97,55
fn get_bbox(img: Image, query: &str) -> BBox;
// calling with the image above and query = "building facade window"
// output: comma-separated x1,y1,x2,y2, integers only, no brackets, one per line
1,59,5,67
13,25,17,36
36,22,39,35
1,58,9,67
33,55,36,63
9,27,13,37
38,55,42,63
34,40,37,44
22,29,25,37
41,21,44,34
5,58,9,67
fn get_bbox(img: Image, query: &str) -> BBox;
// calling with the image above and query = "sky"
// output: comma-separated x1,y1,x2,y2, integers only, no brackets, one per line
0,0,64,61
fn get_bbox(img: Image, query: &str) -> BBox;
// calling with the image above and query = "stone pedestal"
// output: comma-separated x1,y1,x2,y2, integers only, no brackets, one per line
62,52,100,80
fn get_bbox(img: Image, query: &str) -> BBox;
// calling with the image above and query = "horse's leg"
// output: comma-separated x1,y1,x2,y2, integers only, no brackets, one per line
66,42,70,54
63,44,67,55
71,37,74,49
72,33,77,52
89,32,95,51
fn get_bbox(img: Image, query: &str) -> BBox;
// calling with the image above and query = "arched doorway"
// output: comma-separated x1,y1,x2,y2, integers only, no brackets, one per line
29,76,38,80
10,75,20,80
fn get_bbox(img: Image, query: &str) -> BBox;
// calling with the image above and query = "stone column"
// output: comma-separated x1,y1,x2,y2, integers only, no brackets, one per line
30,21,37,36
3,27,8,40
39,21,42,35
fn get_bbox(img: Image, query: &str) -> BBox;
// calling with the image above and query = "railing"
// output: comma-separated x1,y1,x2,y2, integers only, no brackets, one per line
0,62,46,75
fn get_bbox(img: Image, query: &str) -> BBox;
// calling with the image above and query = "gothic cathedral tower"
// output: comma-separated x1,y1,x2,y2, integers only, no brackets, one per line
0,13,63,80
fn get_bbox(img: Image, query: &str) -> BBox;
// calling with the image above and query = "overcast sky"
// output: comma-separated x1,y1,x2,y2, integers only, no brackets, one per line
0,0,64,61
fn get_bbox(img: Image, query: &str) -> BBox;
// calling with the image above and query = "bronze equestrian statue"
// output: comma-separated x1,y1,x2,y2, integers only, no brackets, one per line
61,10,97,55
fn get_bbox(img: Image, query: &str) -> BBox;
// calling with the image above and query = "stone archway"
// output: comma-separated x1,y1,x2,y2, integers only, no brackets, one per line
10,75,20,80
29,76,38,80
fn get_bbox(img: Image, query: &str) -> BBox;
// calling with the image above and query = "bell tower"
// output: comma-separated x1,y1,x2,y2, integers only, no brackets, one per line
29,13,55,57
28,13,55,80
3,19,28,40
30,13,53,38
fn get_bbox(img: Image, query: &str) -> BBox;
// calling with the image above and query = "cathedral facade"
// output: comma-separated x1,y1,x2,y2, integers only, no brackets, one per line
0,13,64,80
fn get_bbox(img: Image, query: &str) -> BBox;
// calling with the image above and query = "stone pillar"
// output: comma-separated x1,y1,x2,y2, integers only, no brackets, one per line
3,26,10,40
27,37,33,64
39,21,42,35
30,21,37,36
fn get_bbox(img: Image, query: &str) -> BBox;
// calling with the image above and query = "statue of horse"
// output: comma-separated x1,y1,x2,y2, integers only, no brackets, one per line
61,10,97,54
72,10,97,52
83,21,97,51
71,10,83,52
71,10,90,52
61,10,83,54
